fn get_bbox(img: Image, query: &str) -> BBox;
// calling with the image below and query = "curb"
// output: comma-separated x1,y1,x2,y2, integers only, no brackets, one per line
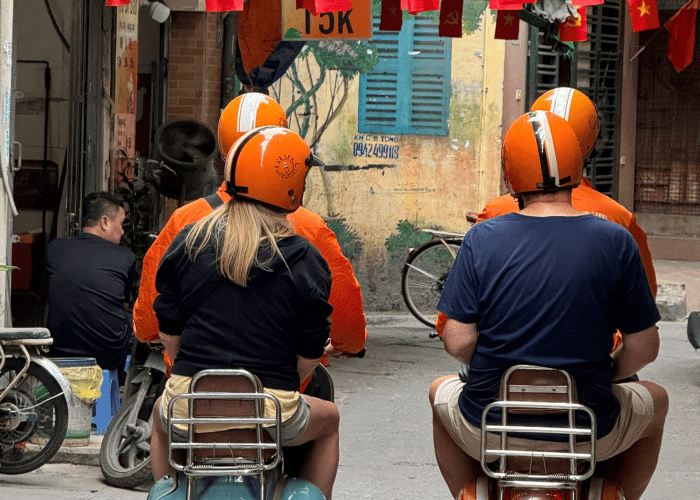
48,435,102,467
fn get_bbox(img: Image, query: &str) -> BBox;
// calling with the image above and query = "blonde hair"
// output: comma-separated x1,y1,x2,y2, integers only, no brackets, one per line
184,197,294,286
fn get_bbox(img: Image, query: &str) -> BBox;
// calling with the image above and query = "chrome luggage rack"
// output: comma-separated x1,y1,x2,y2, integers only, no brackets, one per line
480,365,597,500
167,369,283,500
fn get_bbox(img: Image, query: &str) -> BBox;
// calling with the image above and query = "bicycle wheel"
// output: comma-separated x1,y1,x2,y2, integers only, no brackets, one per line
401,238,462,328
0,357,69,474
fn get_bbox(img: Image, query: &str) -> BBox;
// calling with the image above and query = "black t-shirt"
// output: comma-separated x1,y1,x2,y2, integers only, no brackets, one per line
154,227,333,391
46,233,136,370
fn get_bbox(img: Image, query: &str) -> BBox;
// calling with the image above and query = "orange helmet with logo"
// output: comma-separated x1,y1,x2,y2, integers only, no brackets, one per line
218,93,289,159
224,126,312,212
502,111,583,197
530,87,600,160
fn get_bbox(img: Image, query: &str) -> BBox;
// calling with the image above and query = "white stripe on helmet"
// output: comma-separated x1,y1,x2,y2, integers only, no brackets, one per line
237,93,264,133
549,87,574,122
532,110,560,186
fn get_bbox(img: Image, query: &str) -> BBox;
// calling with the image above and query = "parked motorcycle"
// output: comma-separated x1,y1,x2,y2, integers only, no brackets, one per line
147,368,326,500
100,340,167,488
0,327,70,474
459,365,624,500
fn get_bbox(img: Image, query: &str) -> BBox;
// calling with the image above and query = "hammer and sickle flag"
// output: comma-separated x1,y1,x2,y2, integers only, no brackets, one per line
495,10,520,40
559,6,588,42
439,0,464,37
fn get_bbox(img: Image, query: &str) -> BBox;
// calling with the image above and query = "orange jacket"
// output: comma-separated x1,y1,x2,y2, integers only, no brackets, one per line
133,183,367,376
437,179,657,338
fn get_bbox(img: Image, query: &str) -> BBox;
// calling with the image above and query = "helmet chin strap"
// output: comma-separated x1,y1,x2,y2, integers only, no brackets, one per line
517,197,525,210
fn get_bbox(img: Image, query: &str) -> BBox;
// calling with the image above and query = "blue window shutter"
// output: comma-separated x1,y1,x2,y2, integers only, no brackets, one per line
359,17,451,136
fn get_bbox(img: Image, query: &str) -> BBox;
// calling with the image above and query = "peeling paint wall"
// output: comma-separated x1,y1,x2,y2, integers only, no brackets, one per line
289,14,505,311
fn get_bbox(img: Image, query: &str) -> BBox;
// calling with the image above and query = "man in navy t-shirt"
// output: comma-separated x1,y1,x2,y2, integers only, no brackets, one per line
429,112,667,500
47,192,136,370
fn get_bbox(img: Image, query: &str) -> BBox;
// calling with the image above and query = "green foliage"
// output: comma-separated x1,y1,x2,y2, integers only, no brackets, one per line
385,220,433,265
370,0,488,36
299,40,379,79
327,217,364,262
0,265,19,272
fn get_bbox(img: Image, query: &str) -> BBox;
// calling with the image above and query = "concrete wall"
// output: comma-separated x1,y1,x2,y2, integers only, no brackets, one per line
285,14,506,310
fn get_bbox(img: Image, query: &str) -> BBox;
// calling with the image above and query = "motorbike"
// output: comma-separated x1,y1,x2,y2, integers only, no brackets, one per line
458,365,624,500
100,339,347,489
147,368,327,500
0,327,70,474
100,340,167,488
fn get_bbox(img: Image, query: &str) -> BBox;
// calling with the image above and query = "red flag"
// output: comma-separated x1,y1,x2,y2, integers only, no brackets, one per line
489,0,524,9
380,0,403,31
439,0,463,37
572,0,603,5
297,0,352,15
628,0,660,31
559,6,587,42
494,10,520,39
105,0,131,5
666,0,700,72
206,0,243,11
407,0,439,13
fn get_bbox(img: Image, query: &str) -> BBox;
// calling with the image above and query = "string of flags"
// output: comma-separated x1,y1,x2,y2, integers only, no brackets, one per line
105,0,699,72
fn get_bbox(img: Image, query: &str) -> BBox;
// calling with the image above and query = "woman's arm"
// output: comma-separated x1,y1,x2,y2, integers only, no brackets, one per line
297,355,323,383
158,331,180,363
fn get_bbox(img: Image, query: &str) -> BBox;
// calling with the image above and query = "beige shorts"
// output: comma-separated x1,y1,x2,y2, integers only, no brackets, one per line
157,394,311,447
433,377,655,461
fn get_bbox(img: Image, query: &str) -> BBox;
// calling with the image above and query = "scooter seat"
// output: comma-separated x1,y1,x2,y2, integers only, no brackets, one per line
0,327,52,342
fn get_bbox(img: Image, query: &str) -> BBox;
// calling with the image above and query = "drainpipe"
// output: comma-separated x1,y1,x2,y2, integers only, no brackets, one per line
0,0,16,326
221,12,238,109
477,15,489,212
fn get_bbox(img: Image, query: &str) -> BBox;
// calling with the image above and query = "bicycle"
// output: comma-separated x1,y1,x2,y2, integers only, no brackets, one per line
400,213,476,330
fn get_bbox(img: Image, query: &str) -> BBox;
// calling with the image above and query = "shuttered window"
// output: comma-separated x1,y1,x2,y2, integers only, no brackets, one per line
359,16,452,136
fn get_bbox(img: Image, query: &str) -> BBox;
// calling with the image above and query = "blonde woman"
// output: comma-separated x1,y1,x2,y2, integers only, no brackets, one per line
149,126,339,499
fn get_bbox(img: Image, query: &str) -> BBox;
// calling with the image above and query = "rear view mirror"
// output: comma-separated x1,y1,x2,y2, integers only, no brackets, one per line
688,311,700,349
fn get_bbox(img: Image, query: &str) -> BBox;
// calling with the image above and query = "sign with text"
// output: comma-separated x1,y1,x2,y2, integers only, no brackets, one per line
114,0,139,184
282,0,372,40
352,134,400,160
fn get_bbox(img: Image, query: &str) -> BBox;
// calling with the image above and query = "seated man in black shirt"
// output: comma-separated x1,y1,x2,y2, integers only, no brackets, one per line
46,192,136,371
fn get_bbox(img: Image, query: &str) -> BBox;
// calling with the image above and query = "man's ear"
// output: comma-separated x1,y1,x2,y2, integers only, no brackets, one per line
100,214,111,231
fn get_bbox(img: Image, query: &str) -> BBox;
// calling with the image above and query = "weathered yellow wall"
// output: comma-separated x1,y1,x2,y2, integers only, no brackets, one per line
280,14,505,309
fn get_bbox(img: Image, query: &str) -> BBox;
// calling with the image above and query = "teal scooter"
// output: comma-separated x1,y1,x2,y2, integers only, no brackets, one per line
147,369,326,500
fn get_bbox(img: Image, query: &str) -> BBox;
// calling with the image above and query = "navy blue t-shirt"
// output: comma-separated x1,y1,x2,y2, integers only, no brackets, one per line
438,213,660,438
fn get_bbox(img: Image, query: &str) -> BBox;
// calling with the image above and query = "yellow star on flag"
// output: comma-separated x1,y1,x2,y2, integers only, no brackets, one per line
503,13,515,25
638,1,650,16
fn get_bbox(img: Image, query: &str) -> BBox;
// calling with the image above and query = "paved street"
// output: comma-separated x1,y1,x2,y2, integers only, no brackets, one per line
0,316,698,499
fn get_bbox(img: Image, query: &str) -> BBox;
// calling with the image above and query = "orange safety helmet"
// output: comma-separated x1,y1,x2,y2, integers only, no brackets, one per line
502,111,583,197
218,93,289,159
530,87,600,160
224,126,312,212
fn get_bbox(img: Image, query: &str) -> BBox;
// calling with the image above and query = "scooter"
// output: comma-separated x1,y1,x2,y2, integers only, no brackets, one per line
0,327,71,474
147,369,326,500
458,365,624,500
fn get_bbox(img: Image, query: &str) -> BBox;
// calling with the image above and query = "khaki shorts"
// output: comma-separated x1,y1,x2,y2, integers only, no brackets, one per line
433,377,654,461
157,394,311,447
